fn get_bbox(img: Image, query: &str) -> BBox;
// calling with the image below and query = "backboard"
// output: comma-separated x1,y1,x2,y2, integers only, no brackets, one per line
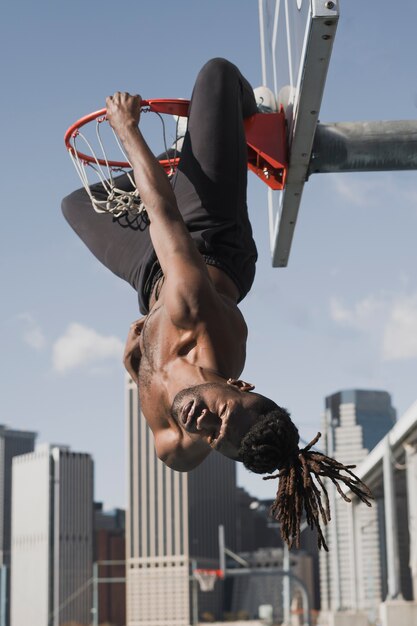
258,0,339,266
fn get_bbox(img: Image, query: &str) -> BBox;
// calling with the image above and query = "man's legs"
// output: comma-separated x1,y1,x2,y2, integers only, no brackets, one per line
181,57,258,190
172,58,258,300
61,174,159,314
62,58,258,311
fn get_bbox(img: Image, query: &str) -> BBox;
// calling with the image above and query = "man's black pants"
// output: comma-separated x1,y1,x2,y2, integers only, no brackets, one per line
62,58,258,314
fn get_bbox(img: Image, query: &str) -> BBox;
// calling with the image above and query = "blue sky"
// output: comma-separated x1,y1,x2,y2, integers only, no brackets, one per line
1,0,417,507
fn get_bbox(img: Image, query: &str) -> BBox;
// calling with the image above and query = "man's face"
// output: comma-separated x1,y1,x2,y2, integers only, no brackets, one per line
170,382,272,460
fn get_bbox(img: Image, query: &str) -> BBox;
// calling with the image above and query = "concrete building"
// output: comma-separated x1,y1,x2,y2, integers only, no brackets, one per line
342,399,417,626
10,444,93,626
126,376,239,625
126,377,190,626
319,390,396,624
235,490,280,554
0,425,36,626
94,503,126,626
188,448,238,621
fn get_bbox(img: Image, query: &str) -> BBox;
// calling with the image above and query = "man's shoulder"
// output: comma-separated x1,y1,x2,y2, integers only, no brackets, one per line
155,427,212,471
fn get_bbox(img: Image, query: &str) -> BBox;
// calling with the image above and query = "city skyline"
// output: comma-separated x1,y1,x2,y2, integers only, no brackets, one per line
2,391,416,624
1,1,417,509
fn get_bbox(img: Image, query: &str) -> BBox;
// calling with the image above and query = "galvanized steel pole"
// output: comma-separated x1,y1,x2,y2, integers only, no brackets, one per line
92,562,98,626
383,436,401,599
309,121,417,175
0,566,6,626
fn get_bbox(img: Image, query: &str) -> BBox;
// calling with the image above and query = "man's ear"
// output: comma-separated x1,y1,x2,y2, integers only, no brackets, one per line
133,317,147,335
123,318,147,386
227,378,255,392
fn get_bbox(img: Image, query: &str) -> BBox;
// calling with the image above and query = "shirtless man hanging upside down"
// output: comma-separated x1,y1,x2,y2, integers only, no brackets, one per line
62,58,372,550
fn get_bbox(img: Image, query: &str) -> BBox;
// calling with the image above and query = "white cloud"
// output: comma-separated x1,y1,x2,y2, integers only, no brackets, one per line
331,175,395,208
330,291,417,362
18,313,46,350
382,295,417,361
329,294,384,331
52,323,124,373
332,174,417,212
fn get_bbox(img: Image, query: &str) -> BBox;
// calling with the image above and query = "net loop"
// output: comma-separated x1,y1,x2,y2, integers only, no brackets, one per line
64,99,190,218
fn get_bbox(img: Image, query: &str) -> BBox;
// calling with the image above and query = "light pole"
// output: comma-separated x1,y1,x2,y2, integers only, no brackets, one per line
282,521,309,626
0,565,6,626
91,560,126,626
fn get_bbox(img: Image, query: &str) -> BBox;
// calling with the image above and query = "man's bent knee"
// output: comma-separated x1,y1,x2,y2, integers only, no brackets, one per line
195,57,240,86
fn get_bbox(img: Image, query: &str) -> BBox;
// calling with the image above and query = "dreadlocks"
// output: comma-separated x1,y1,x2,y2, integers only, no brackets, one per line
238,408,373,551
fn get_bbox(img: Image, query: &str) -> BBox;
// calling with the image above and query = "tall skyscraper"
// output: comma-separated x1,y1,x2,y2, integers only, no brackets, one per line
125,376,238,626
126,378,190,626
10,444,93,626
319,389,395,620
0,425,36,626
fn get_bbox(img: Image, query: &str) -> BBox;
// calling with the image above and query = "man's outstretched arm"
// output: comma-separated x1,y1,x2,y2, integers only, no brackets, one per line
106,92,217,325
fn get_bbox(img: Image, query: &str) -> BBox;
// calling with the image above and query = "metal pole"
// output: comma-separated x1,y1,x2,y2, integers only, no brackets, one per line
52,448,60,626
191,559,198,626
258,0,266,86
309,120,417,175
283,521,309,626
328,416,341,611
282,545,290,625
383,436,401,598
404,443,417,600
92,562,98,626
218,525,226,576
348,501,358,610
0,566,6,626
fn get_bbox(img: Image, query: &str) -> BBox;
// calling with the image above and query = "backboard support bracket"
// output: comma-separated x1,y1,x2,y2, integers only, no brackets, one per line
245,111,288,190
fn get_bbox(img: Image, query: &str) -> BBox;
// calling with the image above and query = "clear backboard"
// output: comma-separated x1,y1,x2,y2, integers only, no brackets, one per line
258,0,339,266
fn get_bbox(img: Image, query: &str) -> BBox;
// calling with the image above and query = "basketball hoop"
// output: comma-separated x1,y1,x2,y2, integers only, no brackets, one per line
65,96,287,217
193,568,223,592
64,99,190,217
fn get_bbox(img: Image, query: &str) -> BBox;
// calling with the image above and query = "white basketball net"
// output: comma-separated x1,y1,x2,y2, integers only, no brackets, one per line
194,569,219,592
68,110,182,218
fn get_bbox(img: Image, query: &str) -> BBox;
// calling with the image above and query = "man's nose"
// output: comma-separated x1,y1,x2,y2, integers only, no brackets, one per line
196,409,220,431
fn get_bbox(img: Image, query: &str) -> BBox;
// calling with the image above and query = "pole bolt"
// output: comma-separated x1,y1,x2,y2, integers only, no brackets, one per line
325,1,335,9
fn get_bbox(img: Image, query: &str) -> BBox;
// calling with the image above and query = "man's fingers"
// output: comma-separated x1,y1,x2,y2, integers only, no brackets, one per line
227,378,255,392
106,93,142,110
105,93,142,131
